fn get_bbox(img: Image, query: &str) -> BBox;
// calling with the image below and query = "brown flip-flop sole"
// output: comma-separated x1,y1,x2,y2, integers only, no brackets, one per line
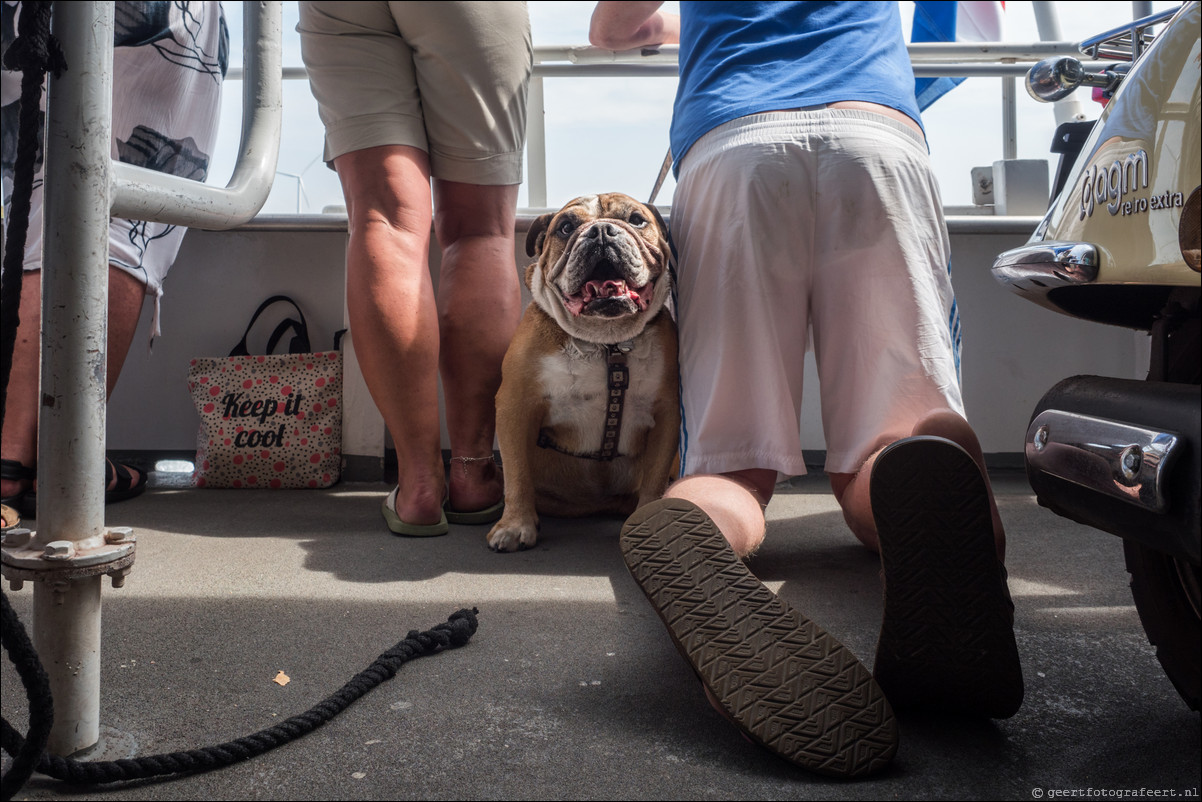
621,498,897,778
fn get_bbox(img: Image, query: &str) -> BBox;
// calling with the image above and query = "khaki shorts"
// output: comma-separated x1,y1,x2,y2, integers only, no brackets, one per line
298,1,532,185
672,110,965,479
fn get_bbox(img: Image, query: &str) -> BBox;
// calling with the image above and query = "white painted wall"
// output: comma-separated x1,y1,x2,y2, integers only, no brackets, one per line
107,227,349,452
107,215,1140,477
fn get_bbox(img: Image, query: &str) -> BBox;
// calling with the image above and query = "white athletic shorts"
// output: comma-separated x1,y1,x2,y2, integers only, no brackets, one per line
0,0,227,337
671,109,965,479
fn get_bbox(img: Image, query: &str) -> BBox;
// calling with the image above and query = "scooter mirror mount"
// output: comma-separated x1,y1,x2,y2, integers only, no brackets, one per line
1026,57,1129,103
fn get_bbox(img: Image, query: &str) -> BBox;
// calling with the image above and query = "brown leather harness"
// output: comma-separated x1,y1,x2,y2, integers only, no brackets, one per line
537,340,633,461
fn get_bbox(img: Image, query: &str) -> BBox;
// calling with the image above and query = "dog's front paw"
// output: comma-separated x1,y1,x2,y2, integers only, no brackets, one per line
486,516,540,552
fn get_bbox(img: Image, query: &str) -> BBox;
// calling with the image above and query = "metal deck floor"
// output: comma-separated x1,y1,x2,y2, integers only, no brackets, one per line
2,471,1199,800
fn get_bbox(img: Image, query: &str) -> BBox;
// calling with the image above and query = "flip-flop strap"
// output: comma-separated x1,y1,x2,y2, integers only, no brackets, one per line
1,459,36,482
106,459,135,493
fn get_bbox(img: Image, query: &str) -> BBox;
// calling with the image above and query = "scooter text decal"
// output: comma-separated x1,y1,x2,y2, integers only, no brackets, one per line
1079,149,1185,219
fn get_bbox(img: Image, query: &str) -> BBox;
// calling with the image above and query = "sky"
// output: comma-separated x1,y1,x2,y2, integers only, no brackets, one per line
208,1,1184,215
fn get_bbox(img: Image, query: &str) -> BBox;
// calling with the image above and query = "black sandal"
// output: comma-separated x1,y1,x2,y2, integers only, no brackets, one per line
105,457,148,504
620,497,898,778
0,457,147,519
0,459,36,518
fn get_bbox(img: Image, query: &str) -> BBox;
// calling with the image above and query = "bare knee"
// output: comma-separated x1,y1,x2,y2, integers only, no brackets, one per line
911,408,985,461
334,145,432,237
665,469,776,557
433,180,518,245
829,470,881,553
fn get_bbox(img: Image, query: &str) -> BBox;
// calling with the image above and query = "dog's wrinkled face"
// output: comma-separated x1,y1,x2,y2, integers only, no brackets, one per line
526,193,672,344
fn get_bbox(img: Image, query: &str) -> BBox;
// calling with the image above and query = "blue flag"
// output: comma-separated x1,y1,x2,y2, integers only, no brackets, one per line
911,1,1005,110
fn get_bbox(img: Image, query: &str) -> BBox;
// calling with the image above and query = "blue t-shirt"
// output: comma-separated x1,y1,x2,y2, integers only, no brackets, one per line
671,1,923,172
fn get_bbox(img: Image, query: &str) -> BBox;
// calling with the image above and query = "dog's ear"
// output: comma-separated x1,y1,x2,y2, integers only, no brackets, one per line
526,212,552,258
646,203,669,240
646,203,673,264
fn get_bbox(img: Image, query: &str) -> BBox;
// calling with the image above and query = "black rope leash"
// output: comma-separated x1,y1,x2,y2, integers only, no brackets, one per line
0,0,65,429
0,4,66,797
0,589,53,800
1,594,478,796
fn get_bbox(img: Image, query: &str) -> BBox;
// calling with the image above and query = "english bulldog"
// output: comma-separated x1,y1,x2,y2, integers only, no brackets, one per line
487,193,680,552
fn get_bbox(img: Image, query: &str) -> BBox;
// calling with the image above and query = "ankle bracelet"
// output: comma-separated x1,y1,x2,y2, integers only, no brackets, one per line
449,455,495,478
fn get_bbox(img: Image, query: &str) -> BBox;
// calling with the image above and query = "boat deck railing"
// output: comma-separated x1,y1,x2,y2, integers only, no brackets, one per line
249,9,1120,219
523,38,1098,209
1,0,283,759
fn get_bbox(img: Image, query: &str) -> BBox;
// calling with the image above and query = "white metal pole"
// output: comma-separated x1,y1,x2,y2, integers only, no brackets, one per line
5,0,281,759
1002,74,1018,160
526,75,548,209
33,575,104,756
33,0,115,756
110,1,283,227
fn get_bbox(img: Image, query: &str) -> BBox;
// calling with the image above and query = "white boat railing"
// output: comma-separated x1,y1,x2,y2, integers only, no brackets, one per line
251,36,1107,213
111,3,282,228
523,39,1106,208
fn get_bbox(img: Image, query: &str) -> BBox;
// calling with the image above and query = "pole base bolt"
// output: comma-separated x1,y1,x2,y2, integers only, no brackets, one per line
105,527,134,544
43,541,76,560
2,528,33,549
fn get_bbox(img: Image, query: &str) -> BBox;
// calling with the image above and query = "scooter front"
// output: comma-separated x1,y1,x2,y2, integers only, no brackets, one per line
991,1,1200,711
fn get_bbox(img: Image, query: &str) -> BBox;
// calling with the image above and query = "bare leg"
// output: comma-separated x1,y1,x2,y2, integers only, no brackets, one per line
334,145,443,527
102,268,147,491
1,273,41,501
105,268,146,398
432,179,521,514
829,408,1006,560
1,266,147,502
663,467,777,557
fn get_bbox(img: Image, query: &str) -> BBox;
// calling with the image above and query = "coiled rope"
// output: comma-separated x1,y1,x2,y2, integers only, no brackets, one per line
2,599,479,798
0,590,52,801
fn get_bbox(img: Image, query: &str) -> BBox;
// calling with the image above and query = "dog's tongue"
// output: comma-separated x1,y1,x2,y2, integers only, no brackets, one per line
564,279,649,316
585,279,632,302
569,277,644,312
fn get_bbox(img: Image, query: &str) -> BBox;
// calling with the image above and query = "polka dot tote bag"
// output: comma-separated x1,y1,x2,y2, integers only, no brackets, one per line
188,296,343,488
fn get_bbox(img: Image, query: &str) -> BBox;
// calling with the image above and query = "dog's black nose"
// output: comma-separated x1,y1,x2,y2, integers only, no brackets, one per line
586,221,619,240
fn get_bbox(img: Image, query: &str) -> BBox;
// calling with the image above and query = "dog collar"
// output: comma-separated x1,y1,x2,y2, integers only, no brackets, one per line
538,341,634,461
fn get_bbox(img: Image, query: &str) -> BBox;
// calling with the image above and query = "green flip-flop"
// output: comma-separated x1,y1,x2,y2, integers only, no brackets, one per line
381,487,449,537
444,498,505,525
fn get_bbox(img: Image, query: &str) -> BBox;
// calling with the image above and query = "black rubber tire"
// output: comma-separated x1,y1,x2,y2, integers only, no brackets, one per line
1123,539,1201,710
1124,298,1200,711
